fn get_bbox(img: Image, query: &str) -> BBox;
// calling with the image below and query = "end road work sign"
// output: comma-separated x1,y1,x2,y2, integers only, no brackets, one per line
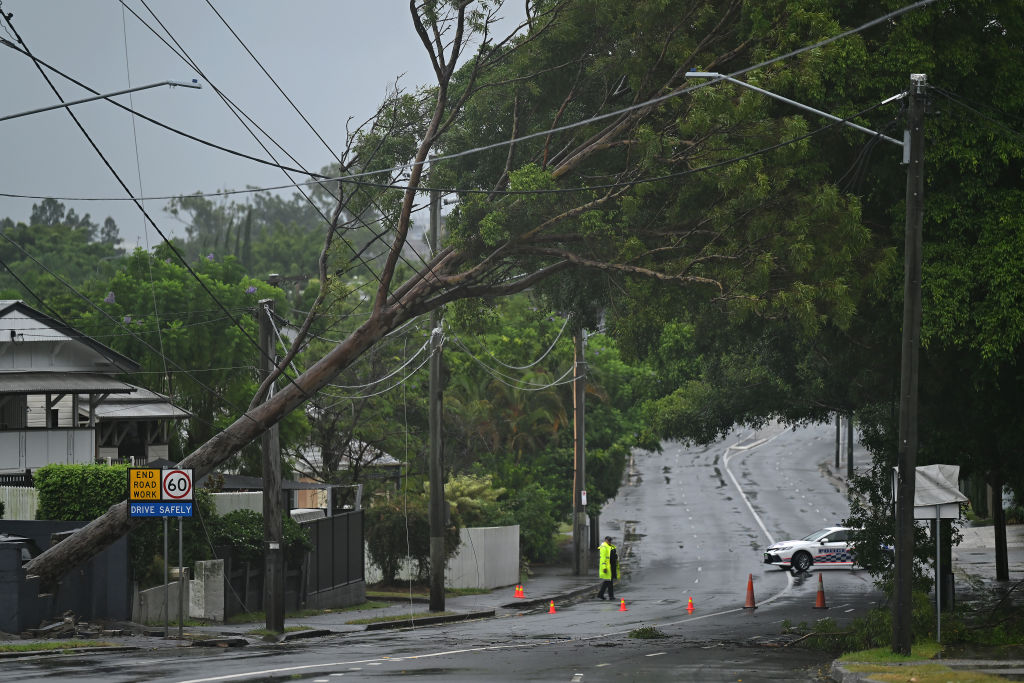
128,468,194,517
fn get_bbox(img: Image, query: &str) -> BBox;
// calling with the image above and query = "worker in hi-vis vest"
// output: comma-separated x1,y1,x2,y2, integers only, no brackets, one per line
597,536,619,600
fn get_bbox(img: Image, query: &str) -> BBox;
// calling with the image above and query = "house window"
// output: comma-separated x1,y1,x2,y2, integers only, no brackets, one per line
0,395,28,429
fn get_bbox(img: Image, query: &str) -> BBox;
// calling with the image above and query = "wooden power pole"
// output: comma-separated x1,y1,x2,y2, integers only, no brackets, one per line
428,188,446,612
893,73,926,656
259,296,284,633
572,322,587,575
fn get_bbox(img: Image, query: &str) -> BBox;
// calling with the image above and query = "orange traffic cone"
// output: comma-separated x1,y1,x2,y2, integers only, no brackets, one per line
744,573,757,609
618,599,628,611
548,600,557,614
686,596,694,614
514,584,525,598
813,573,828,609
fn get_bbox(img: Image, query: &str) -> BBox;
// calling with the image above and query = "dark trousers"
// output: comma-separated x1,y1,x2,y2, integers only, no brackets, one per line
598,579,615,599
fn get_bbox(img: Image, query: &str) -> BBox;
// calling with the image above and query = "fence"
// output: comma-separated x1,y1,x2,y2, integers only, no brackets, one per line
302,510,365,609
0,485,38,520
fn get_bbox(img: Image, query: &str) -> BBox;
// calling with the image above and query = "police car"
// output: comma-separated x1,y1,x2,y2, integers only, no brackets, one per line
763,526,857,572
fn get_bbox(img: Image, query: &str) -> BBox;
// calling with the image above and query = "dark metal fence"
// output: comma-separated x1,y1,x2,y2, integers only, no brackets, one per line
303,510,363,595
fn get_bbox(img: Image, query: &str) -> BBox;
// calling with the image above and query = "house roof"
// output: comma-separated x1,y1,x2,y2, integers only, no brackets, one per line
0,372,136,395
77,386,190,420
0,299,139,372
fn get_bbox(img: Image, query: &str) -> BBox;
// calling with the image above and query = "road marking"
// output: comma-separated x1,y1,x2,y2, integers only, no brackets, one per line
174,642,562,683
596,663,610,667
645,652,667,657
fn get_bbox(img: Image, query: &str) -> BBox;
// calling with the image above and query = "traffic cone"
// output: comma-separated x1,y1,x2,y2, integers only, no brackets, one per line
514,584,524,598
686,596,694,614
618,599,628,611
548,600,557,614
813,573,828,609
743,573,757,609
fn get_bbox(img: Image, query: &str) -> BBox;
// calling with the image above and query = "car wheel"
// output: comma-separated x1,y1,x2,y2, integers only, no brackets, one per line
792,551,812,573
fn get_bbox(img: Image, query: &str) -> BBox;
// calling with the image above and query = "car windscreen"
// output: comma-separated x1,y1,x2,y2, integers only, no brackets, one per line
801,529,832,542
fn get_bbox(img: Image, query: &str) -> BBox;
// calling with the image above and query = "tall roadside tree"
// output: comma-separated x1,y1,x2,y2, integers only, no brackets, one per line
26,0,888,586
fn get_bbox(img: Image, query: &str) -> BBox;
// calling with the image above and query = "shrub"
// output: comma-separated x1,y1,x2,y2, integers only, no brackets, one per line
34,463,129,520
209,509,312,569
508,482,560,563
365,497,461,584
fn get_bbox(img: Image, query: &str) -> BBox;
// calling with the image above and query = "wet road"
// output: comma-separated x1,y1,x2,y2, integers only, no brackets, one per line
6,423,878,682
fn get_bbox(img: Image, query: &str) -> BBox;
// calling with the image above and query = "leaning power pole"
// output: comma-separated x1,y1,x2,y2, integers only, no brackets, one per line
572,321,587,575
893,73,927,656
259,296,284,633
428,188,446,612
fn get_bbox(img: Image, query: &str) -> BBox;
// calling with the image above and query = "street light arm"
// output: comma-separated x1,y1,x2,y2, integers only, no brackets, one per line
685,71,903,147
0,79,202,123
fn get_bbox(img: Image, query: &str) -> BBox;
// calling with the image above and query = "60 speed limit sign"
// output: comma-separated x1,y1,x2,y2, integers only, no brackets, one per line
161,469,193,500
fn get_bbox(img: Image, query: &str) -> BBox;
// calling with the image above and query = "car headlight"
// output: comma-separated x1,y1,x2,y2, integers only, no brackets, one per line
772,545,792,552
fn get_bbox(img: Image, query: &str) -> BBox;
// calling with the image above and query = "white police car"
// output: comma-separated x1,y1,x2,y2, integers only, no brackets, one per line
763,526,857,572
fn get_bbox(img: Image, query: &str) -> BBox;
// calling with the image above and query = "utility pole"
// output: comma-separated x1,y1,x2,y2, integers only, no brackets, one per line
428,188,446,612
259,295,284,633
847,413,854,479
572,321,587,575
893,73,927,656
835,413,841,471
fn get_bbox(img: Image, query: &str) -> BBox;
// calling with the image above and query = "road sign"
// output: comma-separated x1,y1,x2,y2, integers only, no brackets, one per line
128,468,194,517
129,468,161,501
130,502,193,517
162,469,193,501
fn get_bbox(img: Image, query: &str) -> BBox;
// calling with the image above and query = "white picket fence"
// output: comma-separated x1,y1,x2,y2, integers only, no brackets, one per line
0,486,38,520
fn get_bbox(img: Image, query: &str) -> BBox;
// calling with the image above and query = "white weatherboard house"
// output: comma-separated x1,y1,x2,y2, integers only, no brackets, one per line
0,300,187,471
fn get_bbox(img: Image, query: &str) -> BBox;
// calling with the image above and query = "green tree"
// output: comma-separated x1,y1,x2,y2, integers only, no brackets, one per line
27,0,904,584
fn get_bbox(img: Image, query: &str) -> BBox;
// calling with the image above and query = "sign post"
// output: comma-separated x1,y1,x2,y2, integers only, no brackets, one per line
128,467,194,636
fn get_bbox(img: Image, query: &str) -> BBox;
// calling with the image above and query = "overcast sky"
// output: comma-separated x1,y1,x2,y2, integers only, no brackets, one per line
1,1,510,247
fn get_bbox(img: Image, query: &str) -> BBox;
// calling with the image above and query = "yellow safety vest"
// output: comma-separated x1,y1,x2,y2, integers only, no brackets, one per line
599,542,619,580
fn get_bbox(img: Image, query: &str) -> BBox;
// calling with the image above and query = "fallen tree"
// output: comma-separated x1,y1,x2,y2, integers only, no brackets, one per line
24,0,877,587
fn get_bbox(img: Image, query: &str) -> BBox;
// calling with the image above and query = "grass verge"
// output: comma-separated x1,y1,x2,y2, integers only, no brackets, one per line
0,641,116,653
345,611,459,625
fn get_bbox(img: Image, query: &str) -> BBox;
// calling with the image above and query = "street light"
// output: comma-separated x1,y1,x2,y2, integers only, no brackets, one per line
685,70,925,655
0,79,202,123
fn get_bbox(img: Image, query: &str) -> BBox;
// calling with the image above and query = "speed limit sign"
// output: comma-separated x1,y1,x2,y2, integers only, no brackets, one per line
162,469,193,500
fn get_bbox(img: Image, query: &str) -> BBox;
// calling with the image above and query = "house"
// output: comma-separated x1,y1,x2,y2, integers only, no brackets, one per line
0,299,186,472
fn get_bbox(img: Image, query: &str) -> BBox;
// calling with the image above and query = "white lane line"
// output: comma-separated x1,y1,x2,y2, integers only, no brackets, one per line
645,652,667,657
174,642,560,683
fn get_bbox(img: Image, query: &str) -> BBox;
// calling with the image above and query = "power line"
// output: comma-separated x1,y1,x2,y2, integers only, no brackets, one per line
0,10,274,381
0,36,330,178
3,0,932,207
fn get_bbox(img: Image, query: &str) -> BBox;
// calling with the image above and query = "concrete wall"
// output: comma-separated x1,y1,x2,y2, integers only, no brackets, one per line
0,486,38,520
446,525,519,589
365,525,519,590
189,559,225,621
133,580,189,625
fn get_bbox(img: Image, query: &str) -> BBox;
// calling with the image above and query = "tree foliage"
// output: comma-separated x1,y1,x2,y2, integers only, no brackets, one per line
25,0,990,585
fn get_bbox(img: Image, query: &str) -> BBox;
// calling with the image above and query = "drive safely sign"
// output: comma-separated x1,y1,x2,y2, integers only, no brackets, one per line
128,468,194,517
